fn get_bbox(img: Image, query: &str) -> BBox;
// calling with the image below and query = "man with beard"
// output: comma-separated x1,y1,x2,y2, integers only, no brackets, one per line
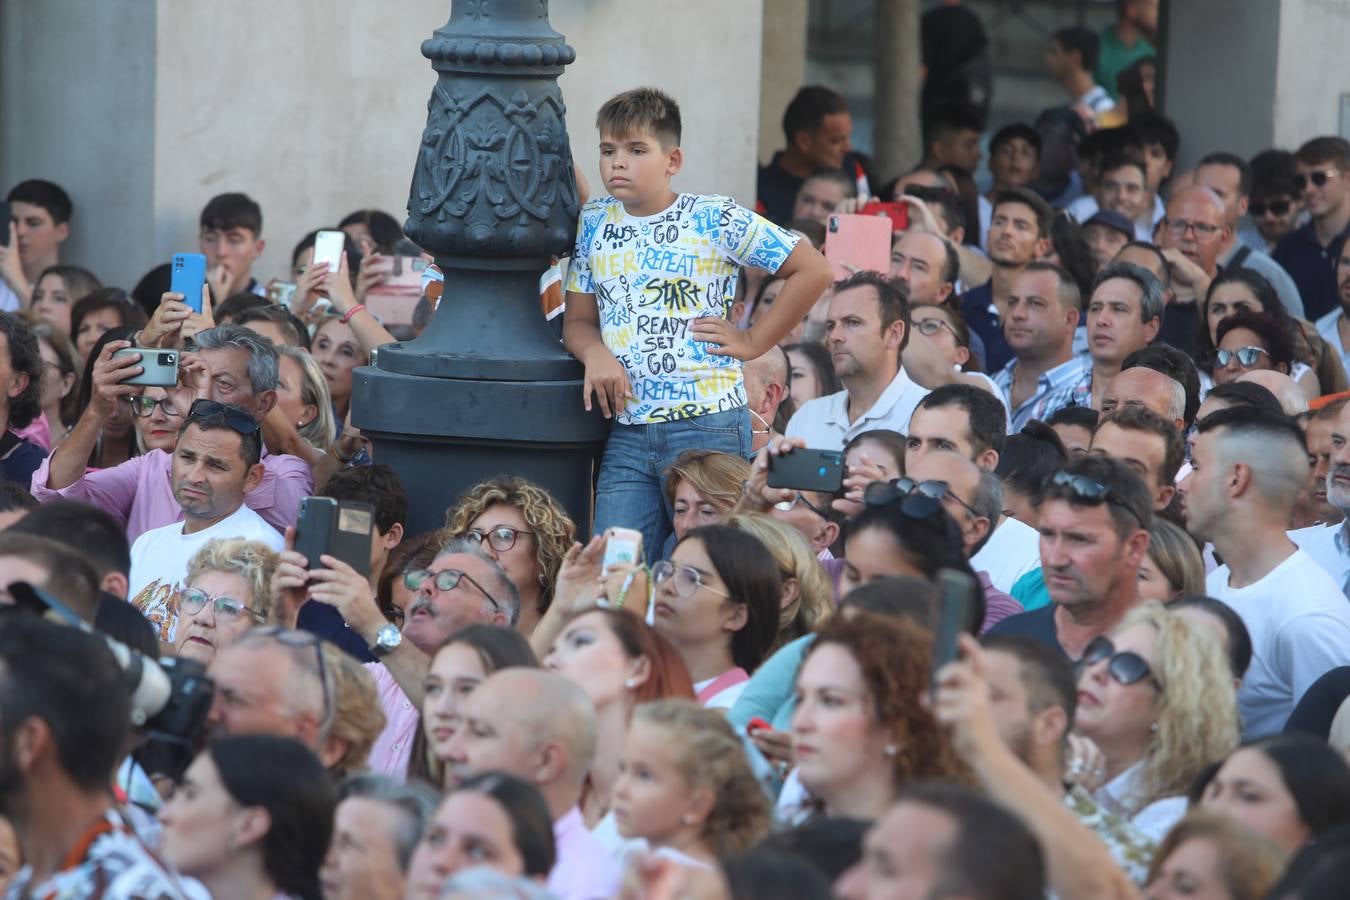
991,262,1088,431
269,535,518,776
987,456,1152,661
127,401,283,645
1294,398,1350,589
959,188,1054,372
786,271,929,448
0,618,193,897
1184,406,1350,736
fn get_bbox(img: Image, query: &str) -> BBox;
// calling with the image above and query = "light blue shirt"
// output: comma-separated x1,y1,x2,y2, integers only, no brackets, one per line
993,355,1093,432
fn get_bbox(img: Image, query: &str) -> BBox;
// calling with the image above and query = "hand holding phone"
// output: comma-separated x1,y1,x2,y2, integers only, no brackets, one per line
171,253,207,314
767,448,845,494
601,527,643,571
932,569,976,693
859,200,910,232
293,497,375,577
313,230,347,274
111,348,180,387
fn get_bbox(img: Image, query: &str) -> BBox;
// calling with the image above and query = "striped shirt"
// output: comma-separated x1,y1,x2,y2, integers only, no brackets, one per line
993,355,1092,431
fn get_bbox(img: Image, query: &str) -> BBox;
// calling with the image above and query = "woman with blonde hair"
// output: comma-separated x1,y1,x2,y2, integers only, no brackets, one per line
1138,518,1206,604
440,476,576,636
173,538,279,665
612,699,770,867
724,512,832,649
323,642,386,778
663,449,751,545
1146,810,1288,900
1076,603,1240,841
277,345,336,453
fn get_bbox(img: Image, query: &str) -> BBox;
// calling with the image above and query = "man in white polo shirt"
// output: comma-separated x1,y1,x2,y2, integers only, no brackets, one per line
1185,405,1350,738
786,271,929,449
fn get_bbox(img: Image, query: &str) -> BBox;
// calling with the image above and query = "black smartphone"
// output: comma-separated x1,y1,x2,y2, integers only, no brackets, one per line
0,203,10,246
767,448,845,493
293,497,375,578
932,568,975,688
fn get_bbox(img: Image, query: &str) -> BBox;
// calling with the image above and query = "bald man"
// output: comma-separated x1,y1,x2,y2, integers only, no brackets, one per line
905,451,1024,629
1236,370,1310,416
443,669,618,900
744,346,790,453
1099,366,1186,432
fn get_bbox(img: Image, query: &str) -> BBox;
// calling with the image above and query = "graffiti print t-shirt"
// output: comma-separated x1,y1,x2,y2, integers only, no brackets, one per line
566,194,799,425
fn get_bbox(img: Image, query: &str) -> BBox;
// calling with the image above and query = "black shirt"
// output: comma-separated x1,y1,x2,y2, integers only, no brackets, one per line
984,603,1070,661
755,152,873,226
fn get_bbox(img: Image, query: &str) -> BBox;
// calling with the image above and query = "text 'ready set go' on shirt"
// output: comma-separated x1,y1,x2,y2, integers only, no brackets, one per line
566,194,800,426
129,504,285,645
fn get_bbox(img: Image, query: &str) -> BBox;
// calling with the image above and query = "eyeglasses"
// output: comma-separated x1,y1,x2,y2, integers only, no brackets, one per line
180,587,264,624
1214,345,1270,369
1293,170,1338,190
774,491,830,518
465,525,535,554
403,567,500,612
248,626,333,736
188,399,259,434
1163,218,1222,239
1249,199,1292,217
1050,471,1144,527
864,477,978,519
651,560,732,600
915,318,959,340
1079,636,1161,689
125,394,182,418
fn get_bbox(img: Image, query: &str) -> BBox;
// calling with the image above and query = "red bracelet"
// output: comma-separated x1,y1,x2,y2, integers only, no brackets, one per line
339,304,366,325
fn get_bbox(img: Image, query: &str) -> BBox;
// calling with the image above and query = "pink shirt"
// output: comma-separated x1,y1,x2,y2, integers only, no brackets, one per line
30,447,313,543
365,663,420,777
549,807,621,900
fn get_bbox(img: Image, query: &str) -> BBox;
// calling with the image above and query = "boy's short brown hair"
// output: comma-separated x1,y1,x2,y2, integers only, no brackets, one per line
596,87,682,150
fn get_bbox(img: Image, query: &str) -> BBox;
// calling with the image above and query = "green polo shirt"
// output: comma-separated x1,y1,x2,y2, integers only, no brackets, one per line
1096,25,1155,99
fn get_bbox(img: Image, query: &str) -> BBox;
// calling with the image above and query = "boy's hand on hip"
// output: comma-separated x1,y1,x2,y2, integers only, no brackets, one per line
582,350,632,419
692,317,757,360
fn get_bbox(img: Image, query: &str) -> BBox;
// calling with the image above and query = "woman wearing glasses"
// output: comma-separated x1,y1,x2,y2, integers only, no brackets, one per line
173,537,278,665
76,326,141,470
904,302,1009,403
1074,603,1239,842
440,477,576,637
1211,310,1297,388
651,524,781,710
126,387,187,454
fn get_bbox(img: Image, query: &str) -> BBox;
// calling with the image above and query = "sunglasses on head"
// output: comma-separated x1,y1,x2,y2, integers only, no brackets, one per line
1249,199,1292,217
1214,345,1270,368
1050,471,1144,527
863,477,977,519
1293,170,1338,190
1079,635,1160,689
187,399,259,435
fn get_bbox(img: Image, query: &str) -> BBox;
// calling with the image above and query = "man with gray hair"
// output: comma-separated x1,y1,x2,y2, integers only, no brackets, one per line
1099,366,1186,433
273,534,518,775
743,345,790,453
31,324,312,540
321,774,439,900
1075,261,1163,410
1184,406,1350,736
1293,398,1350,591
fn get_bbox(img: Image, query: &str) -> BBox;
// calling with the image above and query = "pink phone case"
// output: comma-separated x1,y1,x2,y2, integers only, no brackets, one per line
824,214,893,280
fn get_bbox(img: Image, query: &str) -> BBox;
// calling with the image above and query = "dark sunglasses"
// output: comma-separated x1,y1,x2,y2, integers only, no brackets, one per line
1249,199,1292,217
1214,346,1270,368
864,477,977,519
1293,170,1337,190
187,399,259,434
1079,636,1160,689
1051,471,1144,527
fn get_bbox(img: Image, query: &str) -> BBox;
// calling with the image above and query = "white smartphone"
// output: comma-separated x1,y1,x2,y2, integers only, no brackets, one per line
601,527,643,570
313,230,346,274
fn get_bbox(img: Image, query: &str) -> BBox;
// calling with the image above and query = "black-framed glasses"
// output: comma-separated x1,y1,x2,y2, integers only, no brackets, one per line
1078,636,1161,690
864,477,979,519
651,560,732,600
125,394,182,418
1293,170,1338,190
187,399,259,434
1163,218,1222,239
465,525,535,554
774,491,829,518
1051,471,1144,527
1249,199,1292,217
180,587,264,624
403,567,500,612
248,626,333,735
1214,346,1270,369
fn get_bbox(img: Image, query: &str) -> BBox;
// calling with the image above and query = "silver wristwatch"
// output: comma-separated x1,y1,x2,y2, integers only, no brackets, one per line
370,623,403,658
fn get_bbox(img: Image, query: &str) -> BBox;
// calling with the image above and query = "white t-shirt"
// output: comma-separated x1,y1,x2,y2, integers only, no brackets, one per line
785,368,930,450
129,504,285,644
970,515,1042,594
1094,762,1186,844
1290,522,1350,594
1206,548,1350,738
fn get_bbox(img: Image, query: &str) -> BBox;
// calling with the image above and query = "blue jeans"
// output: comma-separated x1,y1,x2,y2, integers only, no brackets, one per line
593,407,751,566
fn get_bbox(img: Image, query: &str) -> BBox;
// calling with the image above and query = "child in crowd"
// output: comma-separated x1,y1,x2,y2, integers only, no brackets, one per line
611,699,769,868
564,87,832,561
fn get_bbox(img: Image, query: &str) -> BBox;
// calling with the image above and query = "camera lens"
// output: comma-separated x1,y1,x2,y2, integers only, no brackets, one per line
159,353,175,366
818,467,827,477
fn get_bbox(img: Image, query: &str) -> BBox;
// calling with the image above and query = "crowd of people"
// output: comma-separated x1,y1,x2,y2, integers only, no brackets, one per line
2,1,1350,898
